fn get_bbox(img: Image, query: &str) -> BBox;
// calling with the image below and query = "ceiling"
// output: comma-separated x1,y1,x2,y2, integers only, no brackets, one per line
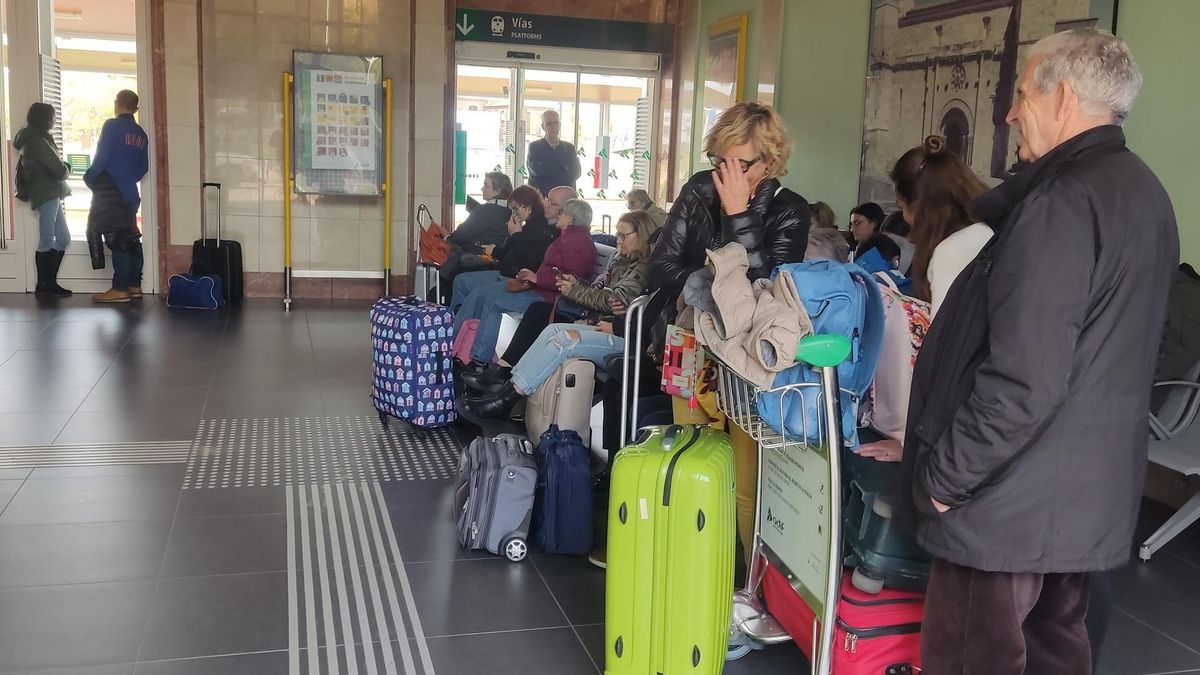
54,0,137,39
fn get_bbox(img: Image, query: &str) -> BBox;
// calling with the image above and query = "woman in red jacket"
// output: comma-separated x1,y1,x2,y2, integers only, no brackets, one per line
452,198,597,368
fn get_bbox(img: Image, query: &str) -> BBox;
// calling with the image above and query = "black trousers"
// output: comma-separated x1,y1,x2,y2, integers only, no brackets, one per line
922,558,1091,675
500,301,555,365
1086,572,1112,673
600,357,664,461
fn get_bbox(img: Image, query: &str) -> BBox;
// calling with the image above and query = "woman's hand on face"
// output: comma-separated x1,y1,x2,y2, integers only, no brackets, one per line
507,213,524,235
712,157,752,215
858,439,903,463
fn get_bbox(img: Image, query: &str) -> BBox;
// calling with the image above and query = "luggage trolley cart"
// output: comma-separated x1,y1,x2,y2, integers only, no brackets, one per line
715,334,853,675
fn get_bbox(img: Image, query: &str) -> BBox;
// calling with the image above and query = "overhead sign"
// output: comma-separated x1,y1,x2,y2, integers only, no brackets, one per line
454,9,671,54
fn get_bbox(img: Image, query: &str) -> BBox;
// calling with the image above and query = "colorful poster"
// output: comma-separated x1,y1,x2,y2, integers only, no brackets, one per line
292,52,383,196
309,70,377,172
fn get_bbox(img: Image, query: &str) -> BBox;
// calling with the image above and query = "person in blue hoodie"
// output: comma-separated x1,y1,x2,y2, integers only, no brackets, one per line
85,89,149,303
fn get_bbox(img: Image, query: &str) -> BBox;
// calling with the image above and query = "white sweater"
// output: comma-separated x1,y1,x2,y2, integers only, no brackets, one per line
928,222,994,318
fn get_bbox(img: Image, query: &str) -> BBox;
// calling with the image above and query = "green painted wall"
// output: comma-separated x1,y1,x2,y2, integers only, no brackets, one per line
689,0,871,219
1120,1,1200,266
773,0,871,218
691,0,763,174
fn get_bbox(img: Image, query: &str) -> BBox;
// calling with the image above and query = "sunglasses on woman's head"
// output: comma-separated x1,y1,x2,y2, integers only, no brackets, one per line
708,154,762,172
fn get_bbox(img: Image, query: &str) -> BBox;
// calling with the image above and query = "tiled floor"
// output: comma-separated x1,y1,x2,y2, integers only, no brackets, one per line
0,295,1194,674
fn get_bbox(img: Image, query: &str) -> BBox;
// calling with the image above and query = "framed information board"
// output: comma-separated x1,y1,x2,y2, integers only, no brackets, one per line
292,51,384,196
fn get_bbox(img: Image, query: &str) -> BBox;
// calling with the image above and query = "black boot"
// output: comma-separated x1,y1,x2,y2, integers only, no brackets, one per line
33,252,52,298
461,381,523,421
461,364,512,393
48,250,72,297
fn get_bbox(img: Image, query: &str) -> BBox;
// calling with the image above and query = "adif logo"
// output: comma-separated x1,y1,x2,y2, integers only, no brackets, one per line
766,508,785,534
491,16,505,36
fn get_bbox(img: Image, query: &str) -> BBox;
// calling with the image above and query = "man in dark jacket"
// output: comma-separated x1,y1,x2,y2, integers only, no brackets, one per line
85,89,149,304
901,30,1178,674
526,110,580,197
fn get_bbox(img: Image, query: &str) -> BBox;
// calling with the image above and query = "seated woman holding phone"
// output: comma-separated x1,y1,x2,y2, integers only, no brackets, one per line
452,198,597,370
460,211,657,420
449,185,557,309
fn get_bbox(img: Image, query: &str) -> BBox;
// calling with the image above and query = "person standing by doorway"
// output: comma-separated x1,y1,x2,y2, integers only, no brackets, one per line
14,103,72,298
526,110,580,197
85,89,149,304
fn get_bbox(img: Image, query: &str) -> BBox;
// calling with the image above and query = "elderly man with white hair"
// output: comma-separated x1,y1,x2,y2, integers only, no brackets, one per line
898,29,1178,674
527,110,581,197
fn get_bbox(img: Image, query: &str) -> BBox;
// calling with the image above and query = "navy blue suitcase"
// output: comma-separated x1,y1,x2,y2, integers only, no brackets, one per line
370,296,456,429
532,425,593,555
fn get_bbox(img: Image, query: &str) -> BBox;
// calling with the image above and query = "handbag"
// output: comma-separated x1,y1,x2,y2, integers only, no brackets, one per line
660,324,703,399
167,273,223,310
452,318,480,364
417,204,450,266
866,271,931,443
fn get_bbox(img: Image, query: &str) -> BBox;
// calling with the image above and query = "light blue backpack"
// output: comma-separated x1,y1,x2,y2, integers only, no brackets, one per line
758,260,885,448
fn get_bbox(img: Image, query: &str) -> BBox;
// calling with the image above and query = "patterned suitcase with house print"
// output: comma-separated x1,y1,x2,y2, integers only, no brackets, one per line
370,296,456,429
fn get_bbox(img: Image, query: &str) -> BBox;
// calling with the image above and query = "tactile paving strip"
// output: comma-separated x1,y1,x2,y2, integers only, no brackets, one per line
183,416,458,489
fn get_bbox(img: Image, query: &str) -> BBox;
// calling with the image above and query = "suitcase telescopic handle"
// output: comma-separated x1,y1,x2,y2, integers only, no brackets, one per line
202,182,222,246
620,293,653,446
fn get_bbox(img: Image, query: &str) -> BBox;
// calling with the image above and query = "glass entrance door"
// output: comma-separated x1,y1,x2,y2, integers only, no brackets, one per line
454,61,655,231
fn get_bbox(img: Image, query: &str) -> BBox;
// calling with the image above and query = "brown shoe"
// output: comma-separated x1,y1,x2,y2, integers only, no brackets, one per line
92,289,131,304
127,286,143,299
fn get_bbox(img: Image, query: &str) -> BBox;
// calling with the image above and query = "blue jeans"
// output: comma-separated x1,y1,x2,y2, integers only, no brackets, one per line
35,199,70,252
453,280,544,363
451,270,503,313
111,240,144,290
511,323,624,395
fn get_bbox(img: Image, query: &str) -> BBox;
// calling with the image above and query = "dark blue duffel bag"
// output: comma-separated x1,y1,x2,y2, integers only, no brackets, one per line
167,274,223,310
532,425,593,555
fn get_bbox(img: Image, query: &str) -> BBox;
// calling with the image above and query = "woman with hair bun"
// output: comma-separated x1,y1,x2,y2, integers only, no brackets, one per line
888,135,992,314
858,135,991,465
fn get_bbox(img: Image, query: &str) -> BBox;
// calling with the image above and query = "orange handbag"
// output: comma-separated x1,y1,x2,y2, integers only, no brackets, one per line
417,204,450,266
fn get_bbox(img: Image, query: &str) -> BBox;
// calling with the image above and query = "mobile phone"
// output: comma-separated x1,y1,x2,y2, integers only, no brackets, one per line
553,266,563,279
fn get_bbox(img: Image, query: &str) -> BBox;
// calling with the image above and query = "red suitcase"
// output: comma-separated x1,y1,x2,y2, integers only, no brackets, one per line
763,566,923,674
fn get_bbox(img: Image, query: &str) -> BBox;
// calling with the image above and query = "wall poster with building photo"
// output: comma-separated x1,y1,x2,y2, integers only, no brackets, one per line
293,51,384,196
702,14,747,136
858,0,1118,207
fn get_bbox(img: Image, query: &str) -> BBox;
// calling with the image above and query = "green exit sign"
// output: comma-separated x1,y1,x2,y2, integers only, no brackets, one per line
454,9,670,54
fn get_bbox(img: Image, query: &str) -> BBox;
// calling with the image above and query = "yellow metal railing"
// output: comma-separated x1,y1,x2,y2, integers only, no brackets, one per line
383,78,393,296
282,72,294,310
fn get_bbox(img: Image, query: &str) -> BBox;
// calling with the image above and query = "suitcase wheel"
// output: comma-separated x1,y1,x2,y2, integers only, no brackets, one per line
501,536,528,562
851,566,885,595
726,632,754,661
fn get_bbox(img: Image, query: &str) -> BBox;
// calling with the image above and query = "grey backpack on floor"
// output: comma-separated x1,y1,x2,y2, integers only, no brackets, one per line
453,434,537,562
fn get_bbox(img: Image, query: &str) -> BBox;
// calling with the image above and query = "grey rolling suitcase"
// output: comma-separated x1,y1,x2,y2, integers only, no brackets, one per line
453,434,537,562
525,358,596,447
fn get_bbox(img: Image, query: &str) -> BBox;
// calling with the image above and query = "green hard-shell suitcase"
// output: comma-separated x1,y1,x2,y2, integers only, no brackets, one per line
604,424,736,675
